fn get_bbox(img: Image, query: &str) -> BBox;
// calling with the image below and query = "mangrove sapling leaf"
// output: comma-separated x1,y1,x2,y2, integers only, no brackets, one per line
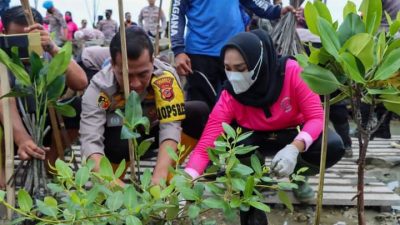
304,2,320,35
231,164,253,176
124,91,143,125
47,183,64,194
386,38,400,57
367,87,399,95
120,125,140,139
149,185,161,199
337,13,366,45
179,186,199,201
300,63,341,95
343,1,357,19
75,166,90,187
47,75,66,101
0,190,5,202
278,182,298,191
236,131,253,143
360,0,382,34
244,176,255,199
278,190,294,212
339,52,366,84
202,197,227,209
383,99,400,115
314,0,333,24
10,47,24,68
134,117,150,134
55,159,73,179
376,32,387,64
106,191,124,211
188,205,201,219
29,52,43,82
114,159,126,179
17,189,33,212
123,185,138,210
373,48,400,81
99,157,114,180
248,201,270,213
230,196,241,208
205,183,224,195
166,146,179,162
389,20,400,36
141,169,152,190
317,17,341,60
36,199,58,218
341,33,374,71
160,183,175,199
251,154,262,177
137,140,153,159
0,49,31,86
222,122,236,140
54,103,76,117
47,42,72,85
235,145,258,155
231,178,246,191
0,89,30,100
125,215,142,225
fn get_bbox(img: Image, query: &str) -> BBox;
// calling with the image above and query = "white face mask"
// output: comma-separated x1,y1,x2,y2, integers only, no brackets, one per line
225,41,264,94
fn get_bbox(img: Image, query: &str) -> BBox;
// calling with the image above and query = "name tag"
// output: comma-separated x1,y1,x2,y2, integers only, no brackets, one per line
106,113,123,127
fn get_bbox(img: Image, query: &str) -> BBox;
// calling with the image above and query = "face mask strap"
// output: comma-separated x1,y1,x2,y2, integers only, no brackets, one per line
251,41,263,80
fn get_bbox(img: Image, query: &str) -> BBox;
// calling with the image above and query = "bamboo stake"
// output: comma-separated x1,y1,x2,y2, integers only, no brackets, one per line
154,0,164,56
117,0,136,181
0,63,15,220
314,95,330,225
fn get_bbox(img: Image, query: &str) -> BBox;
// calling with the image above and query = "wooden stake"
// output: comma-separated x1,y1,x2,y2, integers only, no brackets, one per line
314,95,330,225
0,63,15,220
154,0,164,56
117,0,136,181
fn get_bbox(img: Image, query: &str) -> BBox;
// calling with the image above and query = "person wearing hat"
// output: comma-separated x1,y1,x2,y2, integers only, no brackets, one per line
42,0,68,46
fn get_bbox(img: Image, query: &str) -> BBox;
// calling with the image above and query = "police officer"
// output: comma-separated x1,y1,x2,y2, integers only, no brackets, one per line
79,27,208,185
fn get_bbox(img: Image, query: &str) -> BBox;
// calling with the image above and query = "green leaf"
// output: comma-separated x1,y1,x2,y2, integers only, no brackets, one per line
47,183,64,193
47,42,72,85
230,196,241,208
294,54,309,68
99,156,114,179
126,91,143,125
149,185,162,199
166,146,178,162
244,176,255,198
134,117,150,135
86,185,100,205
160,183,175,198
367,87,399,95
29,52,43,82
342,33,374,71
373,48,400,81
44,196,58,208
383,100,400,116
360,0,382,34
251,154,262,177
248,201,270,213
386,38,400,57
180,187,199,201
278,182,298,191
75,166,90,187
114,159,126,179
106,191,123,211
126,215,142,225
304,2,320,35
318,17,340,59
188,205,201,219
343,1,357,20
314,0,332,24
390,20,400,37
138,139,153,158
235,146,258,155
337,13,366,45
55,159,73,179
0,90,30,100
10,47,24,68
120,125,140,140
17,189,33,212
339,52,365,84
36,199,58,218
300,64,341,95
236,131,253,143
376,32,387,64
123,185,138,209
231,164,254,176
222,122,236,139
54,103,76,118
141,169,152,189
278,190,294,212
205,183,224,195
47,75,66,101
203,197,226,209
231,178,246,191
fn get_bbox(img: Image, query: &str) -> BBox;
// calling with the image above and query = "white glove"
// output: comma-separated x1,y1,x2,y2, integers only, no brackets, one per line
270,144,299,178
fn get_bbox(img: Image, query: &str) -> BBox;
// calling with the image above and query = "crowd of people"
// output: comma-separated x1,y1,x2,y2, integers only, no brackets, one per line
0,0,399,224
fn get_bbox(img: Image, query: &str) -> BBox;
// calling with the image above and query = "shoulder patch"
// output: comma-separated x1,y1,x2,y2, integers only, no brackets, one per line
97,92,111,110
151,71,185,123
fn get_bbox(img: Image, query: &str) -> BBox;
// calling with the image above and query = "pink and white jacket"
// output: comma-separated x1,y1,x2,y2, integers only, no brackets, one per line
185,60,324,178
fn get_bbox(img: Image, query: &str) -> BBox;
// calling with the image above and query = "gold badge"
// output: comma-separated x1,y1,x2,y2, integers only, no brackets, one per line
97,92,110,110
153,77,175,102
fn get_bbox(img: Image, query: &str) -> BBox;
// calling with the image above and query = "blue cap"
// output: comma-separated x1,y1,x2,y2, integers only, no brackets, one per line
42,1,54,10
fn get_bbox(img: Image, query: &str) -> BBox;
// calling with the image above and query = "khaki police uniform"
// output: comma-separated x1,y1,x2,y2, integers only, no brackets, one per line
79,59,185,163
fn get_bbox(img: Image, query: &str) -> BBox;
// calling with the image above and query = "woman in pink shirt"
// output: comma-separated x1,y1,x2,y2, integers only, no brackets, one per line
184,29,344,225
65,11,78,41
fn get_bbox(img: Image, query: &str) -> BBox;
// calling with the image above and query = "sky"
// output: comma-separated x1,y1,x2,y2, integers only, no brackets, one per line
8,0,363,27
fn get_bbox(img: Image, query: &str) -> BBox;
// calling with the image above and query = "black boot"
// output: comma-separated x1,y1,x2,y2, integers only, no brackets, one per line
240,206,268,225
